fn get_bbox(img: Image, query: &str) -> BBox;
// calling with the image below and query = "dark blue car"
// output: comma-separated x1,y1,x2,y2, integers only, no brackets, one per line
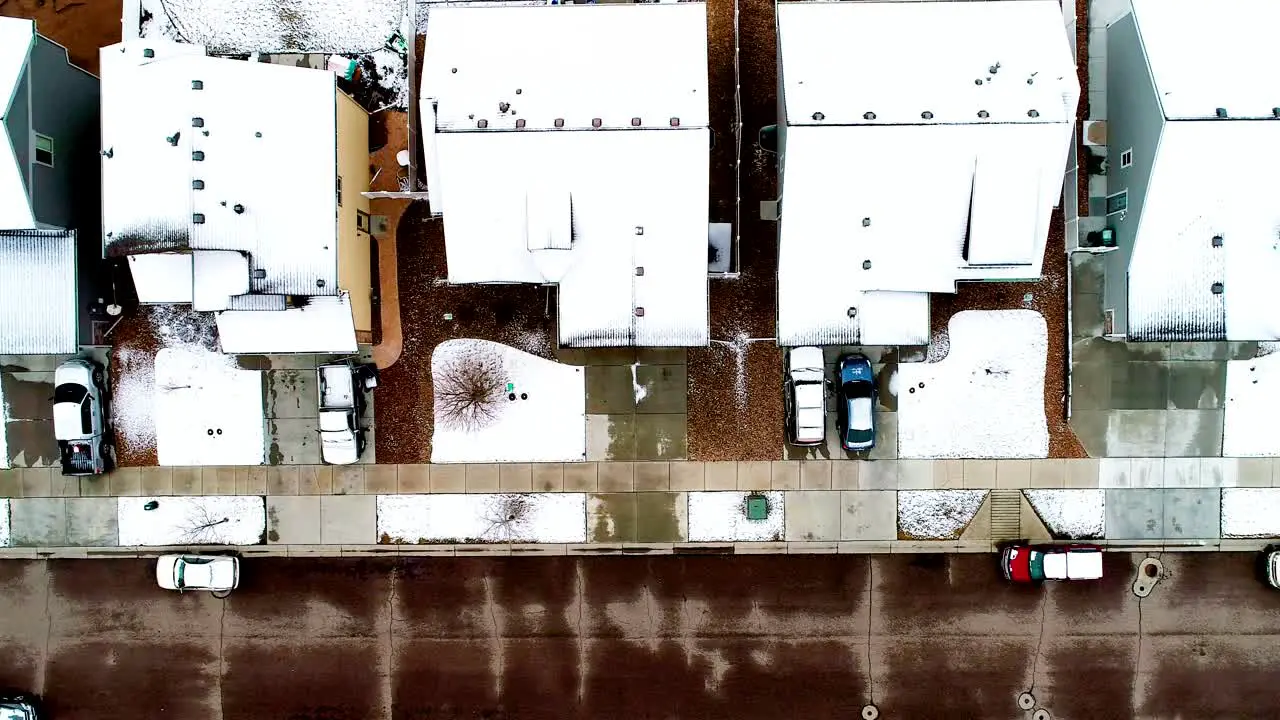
836,354,876,452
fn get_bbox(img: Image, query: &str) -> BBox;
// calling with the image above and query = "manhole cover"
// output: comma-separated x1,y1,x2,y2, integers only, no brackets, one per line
1133,557,1164,598
861,704,879,720
1018,692,1036,710
1033,709,1052,720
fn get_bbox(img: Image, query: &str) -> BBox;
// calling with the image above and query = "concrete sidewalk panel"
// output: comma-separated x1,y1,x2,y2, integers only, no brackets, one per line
840,490,896,541
267,496,322,545
320,495,376,544
784,491,841,542
1104,489,1162,540
1163,488,1220,539
65,498,118,546
9,498,67,546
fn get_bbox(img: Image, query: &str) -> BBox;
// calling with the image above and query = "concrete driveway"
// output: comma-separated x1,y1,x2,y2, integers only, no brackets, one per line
1,553,1278,718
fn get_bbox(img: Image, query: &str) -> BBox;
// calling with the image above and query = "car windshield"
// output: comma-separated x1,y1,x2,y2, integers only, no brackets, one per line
54,383,87,404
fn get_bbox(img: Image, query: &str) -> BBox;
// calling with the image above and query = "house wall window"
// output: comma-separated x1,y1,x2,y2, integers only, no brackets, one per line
1106,189,1128,215
336,175,343,207
1120,148,1133,168
34,134,54,167
356,210,370,233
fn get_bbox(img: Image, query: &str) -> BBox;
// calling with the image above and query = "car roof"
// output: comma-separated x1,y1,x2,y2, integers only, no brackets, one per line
788,346,824,373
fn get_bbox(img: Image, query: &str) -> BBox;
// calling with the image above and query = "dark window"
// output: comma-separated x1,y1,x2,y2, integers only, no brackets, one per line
1105,190,1128,215
1120,148,1133,168
80,397,93,434
337,175,343,207
35,134,54,167
54,384,87,404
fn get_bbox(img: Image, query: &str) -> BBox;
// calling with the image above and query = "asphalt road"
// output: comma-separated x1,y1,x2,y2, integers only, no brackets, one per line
1,553,1278,719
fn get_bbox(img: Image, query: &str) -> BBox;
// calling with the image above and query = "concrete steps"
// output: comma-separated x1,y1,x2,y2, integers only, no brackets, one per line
989,490,1023,541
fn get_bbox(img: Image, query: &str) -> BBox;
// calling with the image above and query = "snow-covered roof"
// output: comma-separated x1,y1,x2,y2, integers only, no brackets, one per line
128,253,194,304
1132,0,1280,120
157,0,406,55
0,17,35,231
100,40,339,297
777,0,1078,127
215,294,358,354
774,0,1077,347
154,346,265,466
0,230,78,354
422,4,710,347
1126,119,1280,342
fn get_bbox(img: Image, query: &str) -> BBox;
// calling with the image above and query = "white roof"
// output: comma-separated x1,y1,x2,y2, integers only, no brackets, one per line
1132,0,1280,120
777,1,1078,127
215,294,358,354
422,5,708,132
774,1,1076,346
100,40,339,296
0,17,35,231
0,230,78,354
129,252,194,304
1127,120,1280,341
154,347,265,466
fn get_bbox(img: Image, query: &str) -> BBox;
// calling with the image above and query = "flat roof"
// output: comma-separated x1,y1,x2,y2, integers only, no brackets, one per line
0,230,78,354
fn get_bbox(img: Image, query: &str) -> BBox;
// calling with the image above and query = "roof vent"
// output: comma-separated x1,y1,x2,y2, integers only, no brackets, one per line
1212,235,1224,247
669,117,680,127
192,150,205,161
862,260,872,270
554,118,565,128
635,267,645,276
101,148,113,158
450,67,457,74
1273,107,1280,118
988,63,1000,74
812,111,825,121
191,80,203,90
316,279,326,289
192,213,206,224
233,204,245,214
255,131,262,138
635,226,644,236
1027,109,1040,118
477,119,488,129
515,88,522,94
192,179,205,190
592,118,602,128
166,132,181,146
847,307,857,318
631,117,642,127
1215,107,1228,118
974,78,983,86
1211,282,1224,295
921,111,934,120
634,307,645,317
861,217,871,227
192,117,204,128
863,111,876,120
978,110,990,119
498,101,510,113
516,118,526,129
143,48,155,58
252,269,267,280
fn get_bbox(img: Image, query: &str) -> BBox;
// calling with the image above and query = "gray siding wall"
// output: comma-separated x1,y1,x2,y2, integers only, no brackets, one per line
29,35,99,235
5,66,31,196
1102,13,1164,335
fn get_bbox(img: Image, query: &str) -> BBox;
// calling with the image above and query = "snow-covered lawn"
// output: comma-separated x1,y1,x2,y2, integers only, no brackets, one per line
119,496,265,546
149,0,406,54
0,499,9,547
155,347,265,466
898,310,1049,458
431,339,585,464
688,491,785,542
1223,351,1280,456
377,494,586,544
897,490,987,540
1221,489,1280,538
1024,489,1105,539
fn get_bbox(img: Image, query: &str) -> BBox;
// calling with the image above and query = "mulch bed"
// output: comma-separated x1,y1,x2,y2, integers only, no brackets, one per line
686,0,783,461
373,202,556,465
1076,0,1089,219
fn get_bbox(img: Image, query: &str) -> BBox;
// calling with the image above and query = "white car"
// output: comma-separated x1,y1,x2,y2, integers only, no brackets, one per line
784,346,828,446
52,358,110,475
156,554,239,593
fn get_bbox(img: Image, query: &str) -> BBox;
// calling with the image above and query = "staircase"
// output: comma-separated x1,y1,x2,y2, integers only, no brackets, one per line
989,490,1023,542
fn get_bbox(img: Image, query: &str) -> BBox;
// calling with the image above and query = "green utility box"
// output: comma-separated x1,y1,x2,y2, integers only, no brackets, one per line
744,493,769,521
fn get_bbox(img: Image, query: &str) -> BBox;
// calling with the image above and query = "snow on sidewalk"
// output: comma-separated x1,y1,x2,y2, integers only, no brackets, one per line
897,490,987,540
899,310,1049,459
431,339,586,464
1024,489,1105,539
1222,489,1280,538
1223,350,1280,456
378,494,587,544
118,496,265,546
688,491,785,542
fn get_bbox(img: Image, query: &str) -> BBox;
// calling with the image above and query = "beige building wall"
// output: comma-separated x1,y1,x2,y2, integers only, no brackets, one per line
336,90,373,334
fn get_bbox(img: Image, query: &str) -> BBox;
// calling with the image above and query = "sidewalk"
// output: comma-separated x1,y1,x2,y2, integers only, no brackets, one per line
2,457,1277,500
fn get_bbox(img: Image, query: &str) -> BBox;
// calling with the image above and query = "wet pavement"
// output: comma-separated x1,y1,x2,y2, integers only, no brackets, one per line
1,553,1278,719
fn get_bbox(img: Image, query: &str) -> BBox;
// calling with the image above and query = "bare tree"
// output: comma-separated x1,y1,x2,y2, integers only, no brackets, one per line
434,344,508,431
180,503,233,545
478,494,532,543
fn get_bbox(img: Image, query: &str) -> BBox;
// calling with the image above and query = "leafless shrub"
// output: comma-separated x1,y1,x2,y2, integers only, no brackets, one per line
434,344,508,431
478,494,532,542
180,504,233,545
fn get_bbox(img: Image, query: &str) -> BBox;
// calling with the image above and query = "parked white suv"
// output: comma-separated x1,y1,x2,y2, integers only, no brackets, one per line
156,554,239,594
52,358,110,476
784,346,828,446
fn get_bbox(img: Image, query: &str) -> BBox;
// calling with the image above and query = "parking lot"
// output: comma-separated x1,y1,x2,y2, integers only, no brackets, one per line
1,553,1278,719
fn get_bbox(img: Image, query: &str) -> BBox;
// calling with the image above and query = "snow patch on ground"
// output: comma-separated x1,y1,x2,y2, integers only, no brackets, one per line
1222,489,1280,538
1224,352,1280,456
362,47,409,110
688,491,785,542
118,496,265,546
898,310,1049,458
155,346,264,466
631,363,648,404
0,379,8,470
155,0,406,54
430,339,585,463
0,499,9,547
378,494,587,543
1024,489,1105,539
897,490,987,540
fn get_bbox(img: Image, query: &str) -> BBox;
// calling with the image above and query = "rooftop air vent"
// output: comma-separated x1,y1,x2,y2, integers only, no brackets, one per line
974,79,983,86
592,118,602,128
253,269,267,280
847,307,857,318
166,132,181,146
978,110,990,119
635,307,645,317
863,111,876,120
191,80,203,90
316,279,326,289
143,48,155,58
516,119,526,129
669,117,680,127
812,112,825,121
192,179,204,190
192,213,205,224
192,117,204,127
635,267,645,276
477,119,488,128
499,102,510,113
1027,109,1040,118
921,111,934,120
1212,235,1224,248
862,260,872,270
233,204,245,214
635,226,644,236
988,62,1000,74
192,151,205,161
631,117,642,127
862,217,871,227
1211,282,1224,295
554,118,565,128
1215,108,1228,118
1273,107,1280,118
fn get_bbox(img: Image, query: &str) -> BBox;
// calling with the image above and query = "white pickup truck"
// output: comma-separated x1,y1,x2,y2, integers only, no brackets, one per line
317,361,372,465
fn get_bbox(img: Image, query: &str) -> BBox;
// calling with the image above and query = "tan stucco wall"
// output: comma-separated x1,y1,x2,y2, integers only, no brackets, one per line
336,91,372,333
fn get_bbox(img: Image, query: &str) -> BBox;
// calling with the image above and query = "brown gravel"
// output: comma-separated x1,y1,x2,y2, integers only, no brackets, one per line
1,0,122,75
373,202,556,465
687,0,784,461
1075,0,1090,219
928,209,1087,459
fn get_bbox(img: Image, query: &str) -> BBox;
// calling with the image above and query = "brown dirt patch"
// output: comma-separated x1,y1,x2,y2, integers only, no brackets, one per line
1,0,122,75
928,210,1087,458
373,202,556,464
